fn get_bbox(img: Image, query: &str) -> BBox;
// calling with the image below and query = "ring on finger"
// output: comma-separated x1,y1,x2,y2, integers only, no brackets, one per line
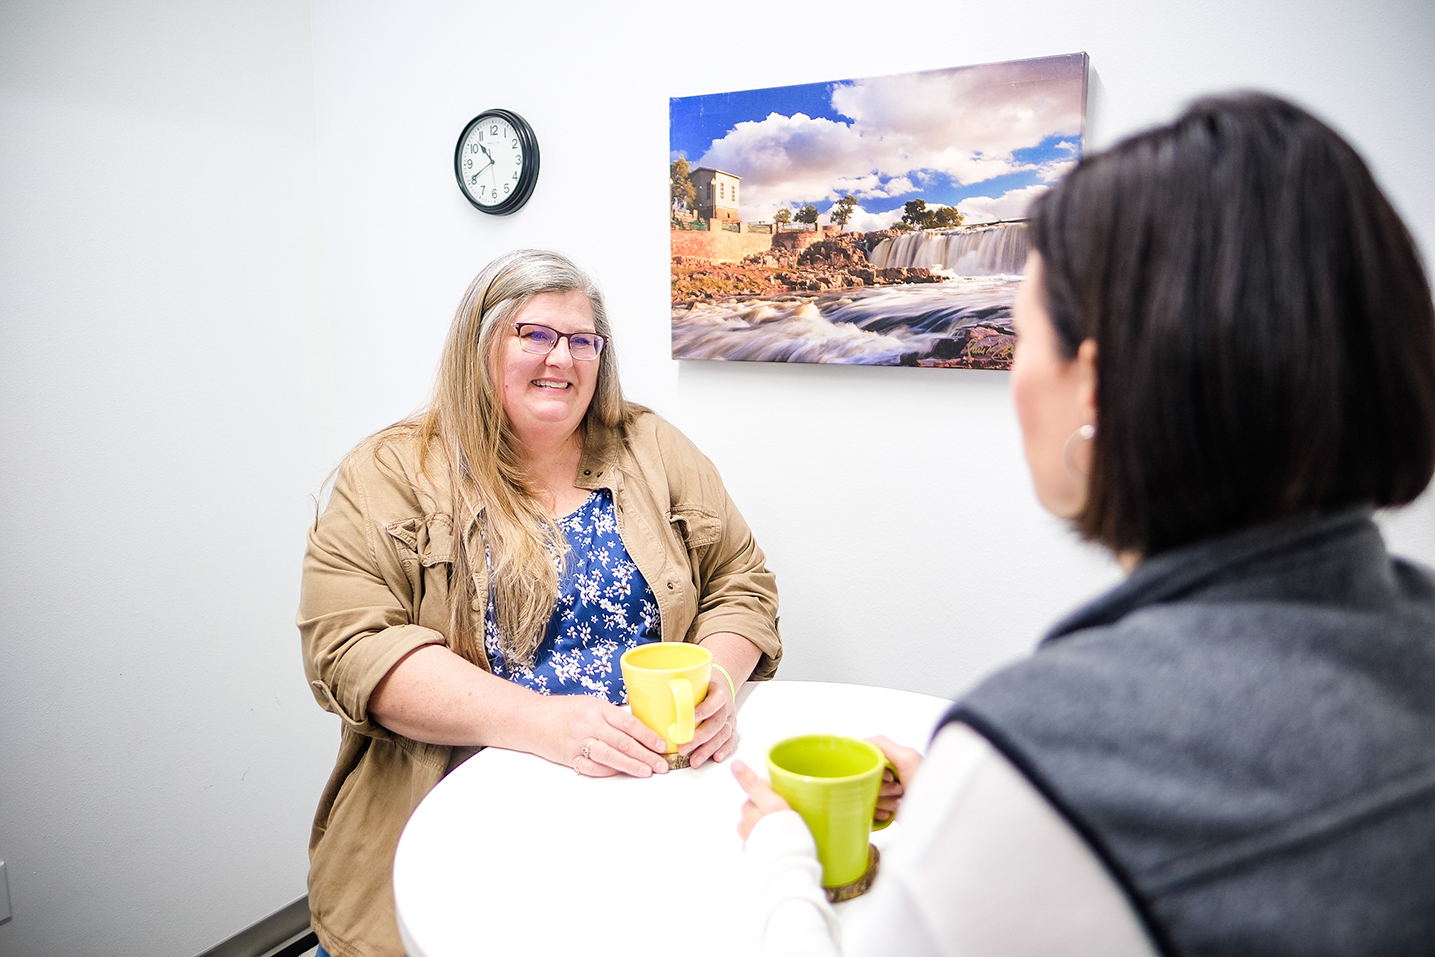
581,740,593,760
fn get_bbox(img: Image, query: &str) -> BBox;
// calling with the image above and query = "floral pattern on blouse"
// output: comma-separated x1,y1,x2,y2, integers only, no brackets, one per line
484,488,660,703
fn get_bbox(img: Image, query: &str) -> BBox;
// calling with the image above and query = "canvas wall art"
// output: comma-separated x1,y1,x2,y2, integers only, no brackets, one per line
670,53,1088,369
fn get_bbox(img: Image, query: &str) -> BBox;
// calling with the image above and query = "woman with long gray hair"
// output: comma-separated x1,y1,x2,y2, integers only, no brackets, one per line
299,249,781,957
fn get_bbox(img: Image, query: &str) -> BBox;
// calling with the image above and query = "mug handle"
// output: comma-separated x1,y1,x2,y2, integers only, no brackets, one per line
667,677,694,744
871,759,900,831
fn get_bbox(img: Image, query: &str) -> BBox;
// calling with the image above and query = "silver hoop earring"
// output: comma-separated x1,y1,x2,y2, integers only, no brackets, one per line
1063,423,1096,478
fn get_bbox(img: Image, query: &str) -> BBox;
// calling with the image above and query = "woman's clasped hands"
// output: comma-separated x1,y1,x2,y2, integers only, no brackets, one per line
548,672,741,777
543,694,671,778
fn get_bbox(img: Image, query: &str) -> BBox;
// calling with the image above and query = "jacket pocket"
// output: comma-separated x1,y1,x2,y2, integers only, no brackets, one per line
384,514,456,636
667,506,720,636
668,504,722,549
385,513,456,568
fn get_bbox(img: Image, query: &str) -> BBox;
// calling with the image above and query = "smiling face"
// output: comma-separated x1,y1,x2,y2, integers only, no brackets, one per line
494,289,600,453
1011,252,1099,519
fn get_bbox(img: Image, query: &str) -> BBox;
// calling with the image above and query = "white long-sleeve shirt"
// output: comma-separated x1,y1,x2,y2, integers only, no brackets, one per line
744,723,1160,957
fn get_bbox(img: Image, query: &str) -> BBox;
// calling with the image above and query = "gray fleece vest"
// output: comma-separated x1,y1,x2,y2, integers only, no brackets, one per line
946,509,1435,957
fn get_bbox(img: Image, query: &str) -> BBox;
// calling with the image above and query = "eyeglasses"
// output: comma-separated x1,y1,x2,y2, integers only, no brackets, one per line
512,322,607,360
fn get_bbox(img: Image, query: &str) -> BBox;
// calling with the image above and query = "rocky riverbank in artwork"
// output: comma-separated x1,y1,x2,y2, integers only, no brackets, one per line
671,233,942,300
670,225,1025,368
672,278,1018,367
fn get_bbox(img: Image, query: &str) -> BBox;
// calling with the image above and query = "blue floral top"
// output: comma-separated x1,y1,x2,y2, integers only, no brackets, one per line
484,489,661,703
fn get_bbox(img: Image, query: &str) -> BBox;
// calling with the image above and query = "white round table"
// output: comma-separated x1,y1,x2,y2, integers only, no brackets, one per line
393,679,954,957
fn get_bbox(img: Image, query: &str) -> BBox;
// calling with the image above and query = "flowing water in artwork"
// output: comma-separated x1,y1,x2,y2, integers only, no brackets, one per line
672,222,1028,366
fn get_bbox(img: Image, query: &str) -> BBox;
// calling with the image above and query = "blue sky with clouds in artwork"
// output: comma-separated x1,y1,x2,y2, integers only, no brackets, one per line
670,54,1087,229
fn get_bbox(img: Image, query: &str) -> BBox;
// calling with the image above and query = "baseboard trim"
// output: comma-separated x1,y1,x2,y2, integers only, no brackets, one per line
196,895,317,957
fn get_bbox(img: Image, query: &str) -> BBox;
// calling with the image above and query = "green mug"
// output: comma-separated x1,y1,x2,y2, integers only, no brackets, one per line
766,735,896,888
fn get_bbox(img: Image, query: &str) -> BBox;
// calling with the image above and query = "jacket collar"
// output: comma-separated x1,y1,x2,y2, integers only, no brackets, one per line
574,415,627,493
1043,506,1390,643
409,416,630,546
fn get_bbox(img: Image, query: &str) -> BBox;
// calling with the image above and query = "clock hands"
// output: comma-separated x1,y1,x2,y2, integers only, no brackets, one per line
469,148,494,184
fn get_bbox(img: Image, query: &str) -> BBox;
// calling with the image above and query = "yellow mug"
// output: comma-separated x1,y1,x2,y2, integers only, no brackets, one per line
620,643,712,765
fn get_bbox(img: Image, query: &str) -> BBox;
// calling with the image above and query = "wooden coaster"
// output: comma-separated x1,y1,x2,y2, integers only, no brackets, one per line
824,844,880,903
665,753,691,770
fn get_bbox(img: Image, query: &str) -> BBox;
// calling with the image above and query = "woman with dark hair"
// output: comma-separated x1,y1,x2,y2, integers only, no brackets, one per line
735,93,1435,956
299,249,781,957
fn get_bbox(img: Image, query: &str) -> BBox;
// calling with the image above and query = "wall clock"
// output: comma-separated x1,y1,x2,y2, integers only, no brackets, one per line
454,109,539,214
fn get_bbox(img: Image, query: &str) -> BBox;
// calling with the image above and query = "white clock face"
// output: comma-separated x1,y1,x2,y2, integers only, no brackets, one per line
459,115,525,207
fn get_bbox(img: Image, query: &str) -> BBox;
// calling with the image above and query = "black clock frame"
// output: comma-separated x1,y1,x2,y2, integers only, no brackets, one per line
454,109,540,215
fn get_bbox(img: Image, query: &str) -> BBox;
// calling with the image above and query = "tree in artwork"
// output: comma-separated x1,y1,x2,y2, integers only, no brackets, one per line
670,158,696,214
794,204,820,225
900,198,964,229
931,205,965,228
900,199,929,228
830,194,857,228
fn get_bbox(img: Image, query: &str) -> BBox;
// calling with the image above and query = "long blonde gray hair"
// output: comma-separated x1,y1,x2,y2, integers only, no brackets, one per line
417,249,633,667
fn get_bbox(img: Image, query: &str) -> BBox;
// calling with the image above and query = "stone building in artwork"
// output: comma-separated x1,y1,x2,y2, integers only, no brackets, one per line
690,167,741,222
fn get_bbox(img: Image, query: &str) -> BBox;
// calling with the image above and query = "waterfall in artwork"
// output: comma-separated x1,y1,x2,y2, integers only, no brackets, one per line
671,222,1029,367
869,222,1029,276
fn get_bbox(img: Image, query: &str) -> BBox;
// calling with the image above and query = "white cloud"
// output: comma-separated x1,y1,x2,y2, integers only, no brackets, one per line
830,62,1083,164
1037,158,1077,182
695,112,867,213
863,176,915,199
844,204,906,232
694,58,1086,217
957,185,1050,223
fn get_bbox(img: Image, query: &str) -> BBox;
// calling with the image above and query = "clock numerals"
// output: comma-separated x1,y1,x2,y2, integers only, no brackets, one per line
456,110,538,214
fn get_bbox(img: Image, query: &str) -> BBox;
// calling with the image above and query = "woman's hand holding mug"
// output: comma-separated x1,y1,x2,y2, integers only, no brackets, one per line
734,736,924,840
869,735,922,823
542,694,670,778
733,760,792,841
680,673,738,768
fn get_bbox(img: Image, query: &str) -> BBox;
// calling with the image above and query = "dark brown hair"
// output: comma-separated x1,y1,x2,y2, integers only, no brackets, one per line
1029,92,1435,555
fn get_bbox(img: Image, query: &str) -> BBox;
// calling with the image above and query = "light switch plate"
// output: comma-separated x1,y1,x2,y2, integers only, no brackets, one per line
0,860,11,924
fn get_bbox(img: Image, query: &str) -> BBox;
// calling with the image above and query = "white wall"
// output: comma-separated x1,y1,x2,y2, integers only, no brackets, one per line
307,0,1435,700
0,2,337,956
2,1,1432,955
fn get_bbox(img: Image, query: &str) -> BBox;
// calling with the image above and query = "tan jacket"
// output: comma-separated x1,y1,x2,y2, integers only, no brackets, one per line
298,411,781,957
